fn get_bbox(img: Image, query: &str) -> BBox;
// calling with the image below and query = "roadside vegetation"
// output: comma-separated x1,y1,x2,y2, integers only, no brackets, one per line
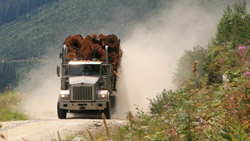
0,92,28,121
73,2,250,140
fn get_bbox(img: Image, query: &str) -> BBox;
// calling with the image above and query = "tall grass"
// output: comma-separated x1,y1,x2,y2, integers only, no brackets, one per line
0,92,28,121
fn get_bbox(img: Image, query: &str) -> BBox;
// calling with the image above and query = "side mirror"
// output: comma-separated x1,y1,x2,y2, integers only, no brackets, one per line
57,66,60,77
59,53,63,59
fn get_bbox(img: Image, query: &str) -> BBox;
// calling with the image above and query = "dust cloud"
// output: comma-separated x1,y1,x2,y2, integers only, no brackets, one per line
16,1,235,119
17,52,60,119
112,1,228,118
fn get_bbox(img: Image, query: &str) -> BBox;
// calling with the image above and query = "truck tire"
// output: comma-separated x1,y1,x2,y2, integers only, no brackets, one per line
104,102,111,119
57,102,67,119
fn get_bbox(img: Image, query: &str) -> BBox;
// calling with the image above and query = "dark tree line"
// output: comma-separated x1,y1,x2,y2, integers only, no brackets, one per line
0,61,36,92
0,0,55,26
0,62,17,92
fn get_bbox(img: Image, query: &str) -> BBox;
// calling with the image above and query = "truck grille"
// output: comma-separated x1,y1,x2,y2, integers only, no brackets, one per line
72,86,93,101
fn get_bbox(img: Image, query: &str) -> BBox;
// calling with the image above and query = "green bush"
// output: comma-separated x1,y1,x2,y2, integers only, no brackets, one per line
173,45,207,87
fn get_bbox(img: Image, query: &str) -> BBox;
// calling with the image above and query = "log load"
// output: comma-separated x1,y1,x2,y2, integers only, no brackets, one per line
64,34,122,71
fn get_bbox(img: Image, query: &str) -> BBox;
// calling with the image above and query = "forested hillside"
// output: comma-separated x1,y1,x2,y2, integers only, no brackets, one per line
174,1,250,86
0,0,166,91
0,0,55,26
0,0,165,60
0,0,241,92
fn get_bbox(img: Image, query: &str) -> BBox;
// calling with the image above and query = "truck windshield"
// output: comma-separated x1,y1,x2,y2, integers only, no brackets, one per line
69,64,100,76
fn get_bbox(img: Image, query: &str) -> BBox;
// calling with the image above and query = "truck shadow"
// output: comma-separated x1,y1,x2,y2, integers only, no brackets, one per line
66,113,102,119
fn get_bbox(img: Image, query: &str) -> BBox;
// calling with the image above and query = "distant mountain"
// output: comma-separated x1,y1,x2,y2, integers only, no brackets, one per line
0,0,166,60
0,0,56,26
0,0,166,92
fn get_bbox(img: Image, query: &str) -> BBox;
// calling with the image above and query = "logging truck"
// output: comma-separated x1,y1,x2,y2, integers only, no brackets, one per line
56,34,121,119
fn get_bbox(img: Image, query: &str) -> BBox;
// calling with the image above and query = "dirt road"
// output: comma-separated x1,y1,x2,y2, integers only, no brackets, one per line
0,118,126,141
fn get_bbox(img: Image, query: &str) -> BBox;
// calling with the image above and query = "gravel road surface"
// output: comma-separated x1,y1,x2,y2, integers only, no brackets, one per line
0,118,126,141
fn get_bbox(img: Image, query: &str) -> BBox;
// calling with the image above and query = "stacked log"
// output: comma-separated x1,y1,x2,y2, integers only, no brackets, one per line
64,33,122,71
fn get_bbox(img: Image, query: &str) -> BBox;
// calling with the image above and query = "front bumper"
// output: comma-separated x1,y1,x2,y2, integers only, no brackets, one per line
59,101,107,111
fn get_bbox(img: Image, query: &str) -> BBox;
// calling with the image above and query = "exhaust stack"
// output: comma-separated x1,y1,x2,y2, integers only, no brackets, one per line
63,44,68,64
105,45,109,64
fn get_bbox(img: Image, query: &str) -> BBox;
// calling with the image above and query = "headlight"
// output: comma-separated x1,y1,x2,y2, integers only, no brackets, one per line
60,90,69,98
98,90,109,99
99,94,106,98
60,94,68,98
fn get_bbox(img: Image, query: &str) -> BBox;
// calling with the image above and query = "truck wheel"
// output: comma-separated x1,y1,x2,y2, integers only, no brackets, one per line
57,102,67,119
104,102,111,119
